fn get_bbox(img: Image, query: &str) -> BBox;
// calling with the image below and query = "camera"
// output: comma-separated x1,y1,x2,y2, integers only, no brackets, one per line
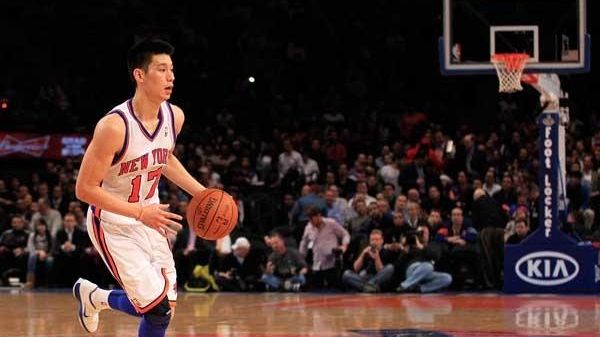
332,247,343,257
405,228,424,246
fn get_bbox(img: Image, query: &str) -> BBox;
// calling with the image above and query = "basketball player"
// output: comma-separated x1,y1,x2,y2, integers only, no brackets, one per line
73,39,206,337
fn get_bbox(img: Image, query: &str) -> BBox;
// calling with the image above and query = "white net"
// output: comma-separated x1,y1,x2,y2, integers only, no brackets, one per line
491,53,529,93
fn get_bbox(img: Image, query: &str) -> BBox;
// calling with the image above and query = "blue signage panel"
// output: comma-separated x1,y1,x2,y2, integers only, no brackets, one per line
505,244,600,293
504,112,600,293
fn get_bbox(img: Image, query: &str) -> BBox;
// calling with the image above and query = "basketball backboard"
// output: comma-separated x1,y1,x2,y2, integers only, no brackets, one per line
440,0,590,75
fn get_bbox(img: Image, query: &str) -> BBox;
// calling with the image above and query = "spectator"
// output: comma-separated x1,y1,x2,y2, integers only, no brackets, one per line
276,193,296,227
25,218,54,288
342,229,395,292
454,134,486,178
405,201,428,230
453,171,474,213
349,181,377,207
328,185,350,211
324,189,348,225
230,156,261,187
30,197,63,237
494,175,518,208
506,219,530,244
472,189,505,231
394,194,408,215
483,171,501,197
289,184,327,240
0,215,30,283
427,209,444,233
299,208,350,289
308,139,327,173
567,171,587,211
302,152,320,184
346,199,370,236
261,232,308,292
50,185,70,215
52,213,88,287
399,148,438,192
362,199,394,236
35,182,50,201
504,206,529,241
324,130,347,165
435,207,480,288
278,139,304,179
422,185,452,218
215,237,263,291
395,225,452,293
375,145,392,169
0,179,15,216
407,188,421,204
435,208,477,247
382,183,397,208
378,154,400,191
384,210,407,252
472,189,505,289
336,164,356,198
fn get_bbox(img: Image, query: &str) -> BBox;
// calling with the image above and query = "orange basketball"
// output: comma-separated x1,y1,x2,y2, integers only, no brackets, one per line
186,188,238,240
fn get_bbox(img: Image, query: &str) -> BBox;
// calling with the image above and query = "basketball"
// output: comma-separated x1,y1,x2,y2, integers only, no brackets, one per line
186,188,238,240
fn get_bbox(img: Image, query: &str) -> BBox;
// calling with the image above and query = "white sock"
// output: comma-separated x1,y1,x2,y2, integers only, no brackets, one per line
91,287,111,311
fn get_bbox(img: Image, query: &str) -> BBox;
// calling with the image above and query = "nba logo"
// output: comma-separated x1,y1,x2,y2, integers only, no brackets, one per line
451,43,461,63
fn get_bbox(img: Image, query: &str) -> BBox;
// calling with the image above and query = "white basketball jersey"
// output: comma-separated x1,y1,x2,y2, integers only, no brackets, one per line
97,99,176,225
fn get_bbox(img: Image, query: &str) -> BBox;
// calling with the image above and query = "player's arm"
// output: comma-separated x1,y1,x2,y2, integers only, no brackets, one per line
76,114,182,235
162,104,206,197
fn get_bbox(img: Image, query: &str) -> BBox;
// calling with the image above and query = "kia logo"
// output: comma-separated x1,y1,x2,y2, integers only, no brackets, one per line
515,251,579,286
515,301,579,331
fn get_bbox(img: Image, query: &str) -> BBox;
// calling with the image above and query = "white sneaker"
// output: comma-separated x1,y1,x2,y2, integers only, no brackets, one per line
73,278,101,333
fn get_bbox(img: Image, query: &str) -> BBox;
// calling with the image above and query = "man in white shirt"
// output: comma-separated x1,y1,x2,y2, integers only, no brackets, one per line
483,171,501,197
379,154,400,191
278,139,304,179
302,152,320,183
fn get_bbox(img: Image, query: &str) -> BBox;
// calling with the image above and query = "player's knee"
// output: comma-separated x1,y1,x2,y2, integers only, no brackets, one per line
144,297,172,328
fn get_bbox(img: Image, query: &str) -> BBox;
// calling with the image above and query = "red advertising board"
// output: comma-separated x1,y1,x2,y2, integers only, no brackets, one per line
0,132,90,159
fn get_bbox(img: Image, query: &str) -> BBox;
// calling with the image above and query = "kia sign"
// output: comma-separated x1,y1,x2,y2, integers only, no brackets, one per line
506,244,598,293
0,132,90,159
515,251,579,286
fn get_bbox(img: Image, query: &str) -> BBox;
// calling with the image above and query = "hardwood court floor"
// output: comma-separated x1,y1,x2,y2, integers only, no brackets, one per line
1,290,599,337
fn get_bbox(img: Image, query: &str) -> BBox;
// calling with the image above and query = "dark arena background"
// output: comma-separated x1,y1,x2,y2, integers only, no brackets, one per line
0,1,598,336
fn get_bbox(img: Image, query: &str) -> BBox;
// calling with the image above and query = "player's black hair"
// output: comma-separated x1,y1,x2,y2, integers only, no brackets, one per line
127,38,174,82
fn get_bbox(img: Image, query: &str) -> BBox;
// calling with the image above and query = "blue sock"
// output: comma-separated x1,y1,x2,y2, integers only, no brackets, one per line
138,316,169,337
108,290,140,317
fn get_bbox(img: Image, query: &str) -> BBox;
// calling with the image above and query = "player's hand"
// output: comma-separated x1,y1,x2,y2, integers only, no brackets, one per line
139,204,183,237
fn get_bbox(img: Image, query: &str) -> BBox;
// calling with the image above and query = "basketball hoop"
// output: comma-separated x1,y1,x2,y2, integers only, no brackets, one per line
491,53,529,93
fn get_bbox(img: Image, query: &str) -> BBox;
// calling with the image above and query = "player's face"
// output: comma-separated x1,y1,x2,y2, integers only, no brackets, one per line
141,54,175,101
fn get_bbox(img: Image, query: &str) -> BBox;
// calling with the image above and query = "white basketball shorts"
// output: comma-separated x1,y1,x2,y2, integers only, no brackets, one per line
87,206,177,313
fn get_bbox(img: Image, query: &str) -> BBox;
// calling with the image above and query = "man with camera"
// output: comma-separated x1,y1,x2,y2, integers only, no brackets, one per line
299,207,350,289
342,229,395,292
262,232,308,292
395,225,452,293
215,237,263,291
